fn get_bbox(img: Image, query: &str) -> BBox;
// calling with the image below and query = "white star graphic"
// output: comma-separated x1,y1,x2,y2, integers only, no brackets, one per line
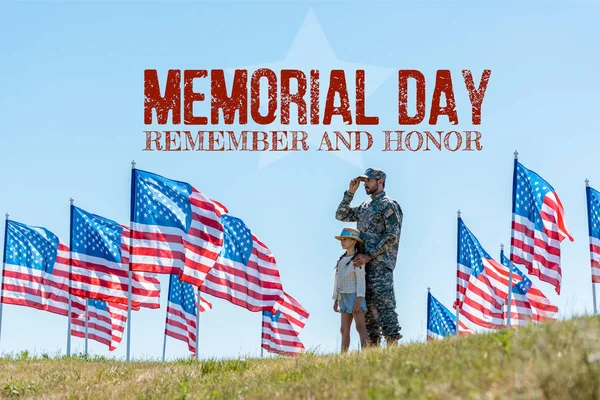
229,8,394,169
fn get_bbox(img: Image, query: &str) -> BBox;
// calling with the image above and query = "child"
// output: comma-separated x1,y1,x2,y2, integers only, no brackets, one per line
333,227,369,352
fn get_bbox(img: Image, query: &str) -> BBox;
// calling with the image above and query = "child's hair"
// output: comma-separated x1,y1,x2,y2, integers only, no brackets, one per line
335,239,364,268
354,241,366,254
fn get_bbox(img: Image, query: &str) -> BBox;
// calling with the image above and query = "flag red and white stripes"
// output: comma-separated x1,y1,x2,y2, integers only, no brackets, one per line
165,303,197,354
586,185,600,283
590,237,600,283
164,273,212,355
527,286,558,322
274,292,309,335
2,240,71,317
456,218,523,330
130,170,226,288
70,224,160,310
70,296,128,351
458,321,475,335
510,161,573,294
262,292,308,356
504,292,532,327
504,285,558,326
201,232,285,313
164,296,212,354
458,260,507,330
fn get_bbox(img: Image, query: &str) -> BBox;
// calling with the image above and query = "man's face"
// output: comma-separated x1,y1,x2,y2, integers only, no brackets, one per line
364,178,381,195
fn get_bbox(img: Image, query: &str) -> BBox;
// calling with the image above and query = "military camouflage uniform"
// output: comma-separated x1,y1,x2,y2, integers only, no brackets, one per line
335,169,403,345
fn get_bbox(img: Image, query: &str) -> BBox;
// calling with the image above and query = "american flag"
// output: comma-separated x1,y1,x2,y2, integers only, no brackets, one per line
427,291,473,340
165,274,212,355
130,169,226,287
262,292,308,356
273,292,309,335
456,218,521,330
70,206,160,309
501,251,558,325
2,220,71,316
510,160,573,294
201,215,284,313
586,185,600,283
261,312,304,356
71,296,128,351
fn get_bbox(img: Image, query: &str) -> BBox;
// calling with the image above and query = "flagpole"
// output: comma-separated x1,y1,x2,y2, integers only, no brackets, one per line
162,274,173,362
195,290,200,360
260,313,264,358
455,210,461,336
426,287,431,339
501,243,514,328
67,198,74,357
126,160,136,362
84,299,89,356
586,179,597,315
506,151,519,329
0,213,9,345
161,331,167,363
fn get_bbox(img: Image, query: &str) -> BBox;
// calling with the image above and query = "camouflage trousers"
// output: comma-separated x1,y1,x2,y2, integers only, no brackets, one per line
365,262,401,345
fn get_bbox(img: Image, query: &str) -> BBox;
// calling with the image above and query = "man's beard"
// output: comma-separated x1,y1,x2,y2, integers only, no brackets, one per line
365,186,375,195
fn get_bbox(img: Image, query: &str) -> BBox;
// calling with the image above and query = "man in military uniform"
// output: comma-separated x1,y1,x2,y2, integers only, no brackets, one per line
335,168,403,346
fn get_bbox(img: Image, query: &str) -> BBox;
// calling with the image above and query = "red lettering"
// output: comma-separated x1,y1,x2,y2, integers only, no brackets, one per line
144,131,162,151
405,131,424,151
383,131,405,151
444,131,463,151
318,131,336,151
281,70,307,124
424,131,443,151
251,69,277,125
183,70,208,125
398,70,425,125
349,131,373,151
227,131,248,151
290,131,309,151
208,131,225,151
310,70,320,125
463,70,491,125
183,131,205,151
144,69,181,124
355,70,378,125
165,131,181,151
464,130,483,151
429,70,458,125
251,131,269,151
211,69,248,124
271,131,289,151
323,70,352,125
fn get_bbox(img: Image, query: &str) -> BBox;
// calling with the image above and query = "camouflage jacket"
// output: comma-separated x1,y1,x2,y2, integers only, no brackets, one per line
335,190,403,270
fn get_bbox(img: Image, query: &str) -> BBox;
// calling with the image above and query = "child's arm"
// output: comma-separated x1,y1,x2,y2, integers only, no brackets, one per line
333,271,339,312
332,272,338,300
355,266,366,298
354,266,366,313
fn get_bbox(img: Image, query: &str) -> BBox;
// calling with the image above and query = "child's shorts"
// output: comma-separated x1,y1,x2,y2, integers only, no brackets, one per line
339,292,367,313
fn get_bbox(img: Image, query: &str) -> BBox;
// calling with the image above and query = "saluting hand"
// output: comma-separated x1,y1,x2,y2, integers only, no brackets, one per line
349,178,360,194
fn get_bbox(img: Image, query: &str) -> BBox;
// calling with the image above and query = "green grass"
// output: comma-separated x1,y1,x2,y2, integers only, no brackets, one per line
2,316,600,399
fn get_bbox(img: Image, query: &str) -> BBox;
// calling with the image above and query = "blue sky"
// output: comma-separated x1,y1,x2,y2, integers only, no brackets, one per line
0,1,599,360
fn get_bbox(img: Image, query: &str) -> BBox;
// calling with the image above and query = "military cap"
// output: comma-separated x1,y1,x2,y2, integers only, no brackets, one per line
357,168,386,182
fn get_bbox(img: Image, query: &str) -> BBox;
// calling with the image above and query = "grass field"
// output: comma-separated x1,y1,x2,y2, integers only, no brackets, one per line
2,316,600,399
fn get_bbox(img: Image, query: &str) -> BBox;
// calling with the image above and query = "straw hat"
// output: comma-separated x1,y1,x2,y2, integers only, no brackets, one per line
335,227,363,244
